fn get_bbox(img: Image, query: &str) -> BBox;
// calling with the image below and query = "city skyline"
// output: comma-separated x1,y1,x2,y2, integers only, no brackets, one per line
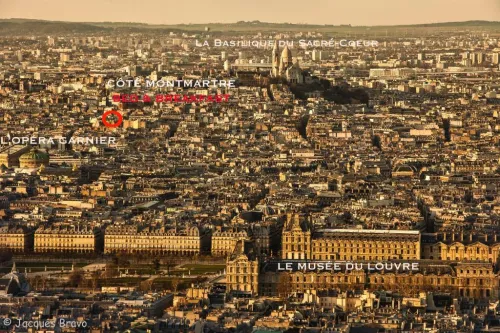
1,2,500,331
1,0,500,26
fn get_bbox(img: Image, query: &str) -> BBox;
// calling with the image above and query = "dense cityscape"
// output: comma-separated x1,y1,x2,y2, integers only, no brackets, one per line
0,13,500,333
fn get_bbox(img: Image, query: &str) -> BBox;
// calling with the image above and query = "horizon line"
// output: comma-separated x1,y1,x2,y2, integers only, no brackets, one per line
1,18,500,28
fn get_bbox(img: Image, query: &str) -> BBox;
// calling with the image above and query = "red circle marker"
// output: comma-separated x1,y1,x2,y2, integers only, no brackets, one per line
102,110,123,128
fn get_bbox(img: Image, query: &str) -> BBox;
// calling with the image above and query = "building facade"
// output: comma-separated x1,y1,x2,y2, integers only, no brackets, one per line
228,259,499,300
104,225,204,255
225,241,259,294
368,262,497,299
19,148,50,168
0,226,33,252
281,213,311,259
0,145,31,167
34,226,101,253
312,229,421,261
421,232,500,264
226,215,499,300
282,214,420,261
212,228,248,257
271,42,303,84
248,224,271,255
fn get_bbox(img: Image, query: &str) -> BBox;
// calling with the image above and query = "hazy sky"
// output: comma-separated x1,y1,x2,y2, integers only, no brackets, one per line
1,0,499,26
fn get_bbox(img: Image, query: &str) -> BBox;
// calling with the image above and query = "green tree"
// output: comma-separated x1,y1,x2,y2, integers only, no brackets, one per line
152,258,161,273
0,249,13,263
68,269,85,288
170,278,180,292
113,252,130,267
90,270,100,291
104,263,119,279
165,260,176,275
372,135,382,150
235,323,253,333
139,279,153,292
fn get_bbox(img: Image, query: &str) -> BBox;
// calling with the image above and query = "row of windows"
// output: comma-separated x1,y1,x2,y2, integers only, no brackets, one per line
428,246,496,254
105,241,199,245
105,249,199,252
36,240,93,244
286,249,419,256
36,245,93,248
311,248,418,255
285,245,310,251
312,242,418,249
227,276,257,283
35,235,94,238
284,236,308,240
35,242,95,247
372,277,489,286
227,267,257,274
286,276,358,283
106,235,199,238
0,240,25,244
105,244,199,248
213,243,239,247
458,269,491,275
311,255,415,260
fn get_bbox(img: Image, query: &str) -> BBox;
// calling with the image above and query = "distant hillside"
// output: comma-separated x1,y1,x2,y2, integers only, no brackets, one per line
0,19,499,35
397,20,500,28
0,20,108,35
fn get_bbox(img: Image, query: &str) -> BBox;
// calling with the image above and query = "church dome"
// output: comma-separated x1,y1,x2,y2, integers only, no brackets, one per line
19,149,49,168
281,46,292,61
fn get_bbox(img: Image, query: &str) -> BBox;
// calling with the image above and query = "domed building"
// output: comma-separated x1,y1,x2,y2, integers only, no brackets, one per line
19,148,49,168
271,42,304,84
279,45,293,74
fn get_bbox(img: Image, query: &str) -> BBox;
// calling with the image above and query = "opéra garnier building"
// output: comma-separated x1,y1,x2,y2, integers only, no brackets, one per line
226,213,500,299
